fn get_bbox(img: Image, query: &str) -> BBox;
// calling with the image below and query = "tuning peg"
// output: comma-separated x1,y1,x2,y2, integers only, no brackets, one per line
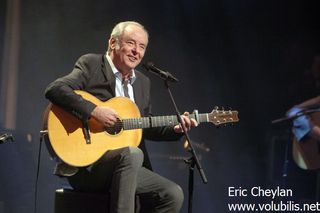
214,106,219,110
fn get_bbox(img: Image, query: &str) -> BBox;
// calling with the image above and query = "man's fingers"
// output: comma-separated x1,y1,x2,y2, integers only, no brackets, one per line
190,118,198,127
180,115,191,130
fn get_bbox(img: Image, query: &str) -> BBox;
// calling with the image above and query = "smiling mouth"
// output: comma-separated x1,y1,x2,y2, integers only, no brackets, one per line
128,55,138,62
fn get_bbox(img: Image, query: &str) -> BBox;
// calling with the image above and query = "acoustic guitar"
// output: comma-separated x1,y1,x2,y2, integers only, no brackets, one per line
44,90,239,167
292,112,320,170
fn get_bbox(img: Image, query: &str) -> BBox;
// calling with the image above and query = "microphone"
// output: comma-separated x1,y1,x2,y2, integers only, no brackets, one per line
143,62,179,82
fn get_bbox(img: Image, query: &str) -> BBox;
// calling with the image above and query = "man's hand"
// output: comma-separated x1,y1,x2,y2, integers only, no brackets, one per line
173,111,198,133
91,106,118,127
286,106,312,141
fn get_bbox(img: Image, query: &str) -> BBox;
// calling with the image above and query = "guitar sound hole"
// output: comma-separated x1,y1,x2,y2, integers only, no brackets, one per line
105,118,123,135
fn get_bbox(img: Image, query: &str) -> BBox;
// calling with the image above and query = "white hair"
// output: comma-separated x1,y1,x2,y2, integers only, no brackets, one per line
107,21,148,53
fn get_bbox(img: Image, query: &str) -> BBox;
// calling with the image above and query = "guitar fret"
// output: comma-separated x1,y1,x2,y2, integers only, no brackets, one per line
142,118,146,128
134,118,138,128
124,117,153,130
144,117,149,128
132,118,135,129
127,119,131,129
171,116,178,126
129,119,132,129
154,117,158,127
126,119,129,129
123,119,127,130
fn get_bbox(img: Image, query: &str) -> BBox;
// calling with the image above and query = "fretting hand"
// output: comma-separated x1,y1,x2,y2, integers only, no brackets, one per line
173,111,198,133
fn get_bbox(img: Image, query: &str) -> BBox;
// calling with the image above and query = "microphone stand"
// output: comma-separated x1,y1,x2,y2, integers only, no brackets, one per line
163,79,208,213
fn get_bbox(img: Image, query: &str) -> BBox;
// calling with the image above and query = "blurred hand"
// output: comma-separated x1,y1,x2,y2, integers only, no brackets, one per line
286,106,302,118
91,106,118,127
286,106,312,141
174,111,198,133
292,115,312,141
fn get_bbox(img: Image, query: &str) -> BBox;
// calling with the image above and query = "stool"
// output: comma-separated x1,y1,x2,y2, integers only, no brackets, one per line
54,188,109,213
55,188,141,213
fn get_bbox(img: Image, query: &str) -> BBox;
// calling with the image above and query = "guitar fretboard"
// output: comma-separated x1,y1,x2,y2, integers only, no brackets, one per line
122,113,209,130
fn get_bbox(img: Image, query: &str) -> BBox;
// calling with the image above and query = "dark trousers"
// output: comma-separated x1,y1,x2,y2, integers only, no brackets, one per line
68,147,184,213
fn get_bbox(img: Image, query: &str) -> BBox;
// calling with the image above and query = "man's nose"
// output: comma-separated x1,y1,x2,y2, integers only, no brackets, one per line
132,45,138,54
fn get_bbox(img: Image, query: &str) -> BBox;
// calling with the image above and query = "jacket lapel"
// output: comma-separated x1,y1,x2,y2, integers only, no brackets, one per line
102,55,116,97
133,77,144,114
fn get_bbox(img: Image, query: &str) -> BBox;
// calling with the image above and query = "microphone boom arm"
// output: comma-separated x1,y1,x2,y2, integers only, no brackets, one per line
143,62,179,82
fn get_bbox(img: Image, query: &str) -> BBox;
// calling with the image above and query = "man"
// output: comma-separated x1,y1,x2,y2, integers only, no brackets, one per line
45,21,197,213
287,96,320,142
287,54,320,141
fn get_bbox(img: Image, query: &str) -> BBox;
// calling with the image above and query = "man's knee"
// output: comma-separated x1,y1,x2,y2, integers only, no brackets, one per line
121,146,144,167
163,183,184,211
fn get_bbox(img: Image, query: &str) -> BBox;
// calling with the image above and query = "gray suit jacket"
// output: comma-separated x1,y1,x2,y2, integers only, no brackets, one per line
45,53,182,176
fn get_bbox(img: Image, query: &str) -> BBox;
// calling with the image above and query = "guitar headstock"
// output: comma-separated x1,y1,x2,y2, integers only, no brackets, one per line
208,108,239,126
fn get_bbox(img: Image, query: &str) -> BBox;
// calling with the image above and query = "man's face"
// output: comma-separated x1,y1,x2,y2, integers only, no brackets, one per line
110,25,148,74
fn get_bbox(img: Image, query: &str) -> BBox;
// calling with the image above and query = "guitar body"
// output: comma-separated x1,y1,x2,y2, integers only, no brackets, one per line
292,112,320,170
46,90,142,167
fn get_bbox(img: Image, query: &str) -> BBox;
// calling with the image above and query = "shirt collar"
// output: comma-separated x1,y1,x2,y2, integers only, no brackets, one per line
106,54,136,84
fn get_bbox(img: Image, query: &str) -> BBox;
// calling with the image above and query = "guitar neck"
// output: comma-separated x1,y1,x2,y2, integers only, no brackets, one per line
122,113,209,130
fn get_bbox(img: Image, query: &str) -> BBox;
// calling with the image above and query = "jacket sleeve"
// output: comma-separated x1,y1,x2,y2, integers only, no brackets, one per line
143,126,183,142
45,54,98,121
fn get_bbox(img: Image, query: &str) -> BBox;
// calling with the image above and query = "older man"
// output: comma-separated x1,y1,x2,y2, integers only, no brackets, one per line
45,21,197,213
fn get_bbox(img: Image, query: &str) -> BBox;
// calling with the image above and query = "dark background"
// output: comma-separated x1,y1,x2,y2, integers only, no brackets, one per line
1,0,320,212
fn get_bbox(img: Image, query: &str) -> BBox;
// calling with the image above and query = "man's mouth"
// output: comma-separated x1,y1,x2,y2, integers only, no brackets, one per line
128,55,138,62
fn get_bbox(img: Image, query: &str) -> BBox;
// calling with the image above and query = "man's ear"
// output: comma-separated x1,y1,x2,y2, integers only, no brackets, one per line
109,37,119,50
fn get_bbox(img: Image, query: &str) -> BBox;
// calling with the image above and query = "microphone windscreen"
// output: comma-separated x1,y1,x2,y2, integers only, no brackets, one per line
143,61,154,70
